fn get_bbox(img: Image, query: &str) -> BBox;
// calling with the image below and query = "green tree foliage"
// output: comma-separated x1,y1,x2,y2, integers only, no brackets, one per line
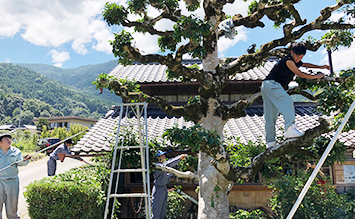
39,123,88,144
165,187,187,219
0,63,113,125
25,164,109,219
229,209,267,219
97,1,355,217
10,130,39,153
36,118,49,132
94,125,160,171
17,60,120,103
269,173,355,219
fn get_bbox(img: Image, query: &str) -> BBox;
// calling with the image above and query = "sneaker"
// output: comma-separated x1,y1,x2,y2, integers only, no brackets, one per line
284,124,304,139
266,141,276,148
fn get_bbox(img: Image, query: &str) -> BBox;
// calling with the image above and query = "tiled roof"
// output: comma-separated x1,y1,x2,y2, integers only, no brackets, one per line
32,116,98,122
73,105,355,154
108,59,278,83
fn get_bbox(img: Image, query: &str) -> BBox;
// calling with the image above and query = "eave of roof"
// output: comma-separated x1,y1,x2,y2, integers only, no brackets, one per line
32,116,98,123
73,105,355,154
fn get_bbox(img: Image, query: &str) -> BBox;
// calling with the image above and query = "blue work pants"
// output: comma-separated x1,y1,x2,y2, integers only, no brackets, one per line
47,158,57,176
0,178,20,219
151,185,168,219
261,80,295,143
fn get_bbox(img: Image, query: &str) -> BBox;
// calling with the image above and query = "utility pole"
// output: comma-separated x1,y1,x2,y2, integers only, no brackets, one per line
18,102,21,129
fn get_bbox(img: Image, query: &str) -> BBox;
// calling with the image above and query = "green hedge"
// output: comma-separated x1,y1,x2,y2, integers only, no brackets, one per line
24,163,110,219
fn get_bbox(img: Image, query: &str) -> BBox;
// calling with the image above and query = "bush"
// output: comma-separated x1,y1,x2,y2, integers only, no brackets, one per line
10,130,39,152
229,209,267,219
165,187,187,219
269,173,354,219
24,163,110,219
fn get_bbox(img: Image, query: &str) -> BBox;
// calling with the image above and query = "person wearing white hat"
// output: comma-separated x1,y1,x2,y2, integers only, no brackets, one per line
151,150,187,219
0,133,31,219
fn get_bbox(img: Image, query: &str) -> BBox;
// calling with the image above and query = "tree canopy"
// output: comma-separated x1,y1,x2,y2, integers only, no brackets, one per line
95,1,355,218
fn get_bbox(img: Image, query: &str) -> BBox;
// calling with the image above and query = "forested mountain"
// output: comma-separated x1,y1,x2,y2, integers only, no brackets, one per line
0,63,116,125
17,60,121,103
0,85,63,125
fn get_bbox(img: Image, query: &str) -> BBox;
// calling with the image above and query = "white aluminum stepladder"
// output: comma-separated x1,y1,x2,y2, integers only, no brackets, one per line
104,102,152,219
287,98,355,219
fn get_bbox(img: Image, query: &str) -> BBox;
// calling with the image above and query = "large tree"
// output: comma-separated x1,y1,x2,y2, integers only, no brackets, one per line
96,0,355,218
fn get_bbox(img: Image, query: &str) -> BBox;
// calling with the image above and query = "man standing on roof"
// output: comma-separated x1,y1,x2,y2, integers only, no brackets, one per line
0,133,31,219
47,139,88,176
261,41,329,148
151,150,187,219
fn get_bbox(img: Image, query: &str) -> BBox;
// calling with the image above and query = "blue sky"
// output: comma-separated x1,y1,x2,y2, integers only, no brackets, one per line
0,0,354,71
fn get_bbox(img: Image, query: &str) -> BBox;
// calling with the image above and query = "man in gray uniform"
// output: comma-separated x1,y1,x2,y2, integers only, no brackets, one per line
151,150,187,219
0,133,31,219
47,139,87,176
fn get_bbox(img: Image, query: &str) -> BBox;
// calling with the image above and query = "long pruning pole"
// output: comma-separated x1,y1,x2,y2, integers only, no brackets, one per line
287,99,355,219
0,129,89,173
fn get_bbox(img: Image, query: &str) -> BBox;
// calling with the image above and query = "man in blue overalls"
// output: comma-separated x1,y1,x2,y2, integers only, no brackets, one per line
151,150,187,219
47,139,87,176
0,133,31,219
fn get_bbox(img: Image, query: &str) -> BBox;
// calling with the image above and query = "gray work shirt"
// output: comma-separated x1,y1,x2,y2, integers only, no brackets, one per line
0,147,29,180
49,144,82,161
154,156,181,187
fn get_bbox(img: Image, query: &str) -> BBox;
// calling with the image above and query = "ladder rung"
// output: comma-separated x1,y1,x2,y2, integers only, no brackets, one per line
109,193,149,198
113,169,147,173
117,145,147,149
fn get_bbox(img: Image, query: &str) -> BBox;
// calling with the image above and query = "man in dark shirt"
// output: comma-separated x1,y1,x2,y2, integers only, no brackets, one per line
261,42,329,148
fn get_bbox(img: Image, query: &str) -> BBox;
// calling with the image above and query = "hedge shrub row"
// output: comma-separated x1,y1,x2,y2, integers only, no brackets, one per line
24,163,110,219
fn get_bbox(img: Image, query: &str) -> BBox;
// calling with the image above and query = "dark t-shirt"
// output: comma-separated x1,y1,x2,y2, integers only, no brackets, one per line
265,55,303,90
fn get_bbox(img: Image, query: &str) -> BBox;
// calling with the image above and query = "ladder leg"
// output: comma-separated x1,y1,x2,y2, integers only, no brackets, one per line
104,103,152,219
104,105,124,219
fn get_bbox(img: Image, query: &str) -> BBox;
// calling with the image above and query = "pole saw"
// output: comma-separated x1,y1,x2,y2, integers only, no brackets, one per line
0,129,89,173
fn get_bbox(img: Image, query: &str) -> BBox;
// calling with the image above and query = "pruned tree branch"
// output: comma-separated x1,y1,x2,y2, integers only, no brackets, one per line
213,118,331,181
122,20,174,36
105,79,205,121
222,1,353,77
119,45,202,81
222,92,262,120
155,164,199,181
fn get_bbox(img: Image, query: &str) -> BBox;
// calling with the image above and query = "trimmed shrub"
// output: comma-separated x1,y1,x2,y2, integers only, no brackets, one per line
229,209,267,219
269,173,354,219
25,163,110,219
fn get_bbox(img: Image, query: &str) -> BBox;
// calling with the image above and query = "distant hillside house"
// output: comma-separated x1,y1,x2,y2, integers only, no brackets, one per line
32,116,97,130
0,124,17,131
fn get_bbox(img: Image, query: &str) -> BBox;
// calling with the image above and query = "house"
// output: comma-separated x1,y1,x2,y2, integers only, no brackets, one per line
23,125,38,134
32,116,97,130
0,124,17,131
73,59,355,215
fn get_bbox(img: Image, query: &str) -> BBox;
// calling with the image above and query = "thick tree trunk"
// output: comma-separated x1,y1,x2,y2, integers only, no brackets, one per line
197,99,230,219
198,152,230,219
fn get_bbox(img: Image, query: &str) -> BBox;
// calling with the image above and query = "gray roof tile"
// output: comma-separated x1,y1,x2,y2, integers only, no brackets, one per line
108,60,279,83
73,106,355,154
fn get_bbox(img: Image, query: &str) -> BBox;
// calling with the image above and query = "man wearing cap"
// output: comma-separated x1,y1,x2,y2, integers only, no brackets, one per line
0,133,31,219
47,139,86,176
151,150,187,219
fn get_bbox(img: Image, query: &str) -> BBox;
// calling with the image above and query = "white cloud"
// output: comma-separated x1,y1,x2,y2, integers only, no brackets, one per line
4,58,12,63
0,0,118,65
124,1,251,56
0,0,251,66
49,49,70,68
218,27,248,56
320,44,355,72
